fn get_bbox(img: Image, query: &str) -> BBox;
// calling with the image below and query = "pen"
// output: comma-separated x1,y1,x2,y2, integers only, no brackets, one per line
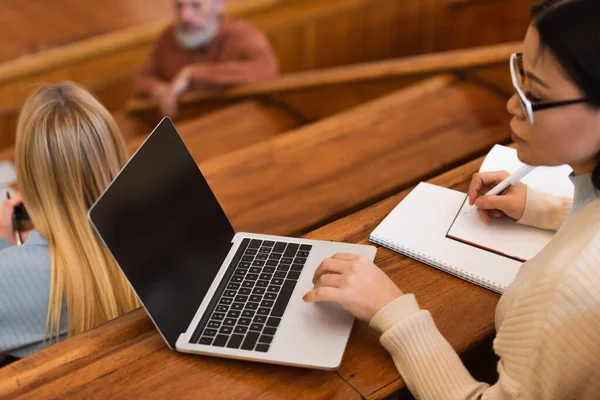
484,165,536,196
6,191,22,245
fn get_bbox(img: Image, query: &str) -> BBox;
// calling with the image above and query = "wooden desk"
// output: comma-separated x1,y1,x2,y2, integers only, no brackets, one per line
1,75,510,241
199,75,510,237
0,154,500,399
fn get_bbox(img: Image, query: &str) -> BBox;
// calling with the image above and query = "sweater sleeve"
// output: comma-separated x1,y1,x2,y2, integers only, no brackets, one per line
133,30,170,97
370,294,490,399
516,187,572,231
189,23,278,87
369,258,600,400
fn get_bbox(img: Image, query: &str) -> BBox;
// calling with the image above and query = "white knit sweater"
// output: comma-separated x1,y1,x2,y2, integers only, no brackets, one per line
370,176,600,399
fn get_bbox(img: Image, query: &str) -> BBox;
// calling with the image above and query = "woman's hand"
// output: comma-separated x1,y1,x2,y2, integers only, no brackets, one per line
0,192,23,244
468,171,527,223
303,253,403,322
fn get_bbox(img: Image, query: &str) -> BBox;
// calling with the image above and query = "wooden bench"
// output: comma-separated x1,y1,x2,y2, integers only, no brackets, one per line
125,99,304,158
128,41,521,125
0,75,512,398
0,99,303,165
0,153,497,399
199,74,510,236
0,0,416,149
1,76,509,220
315,156,500,399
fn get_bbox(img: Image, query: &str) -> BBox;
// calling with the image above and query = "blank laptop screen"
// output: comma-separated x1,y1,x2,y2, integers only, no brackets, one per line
89,118,235,348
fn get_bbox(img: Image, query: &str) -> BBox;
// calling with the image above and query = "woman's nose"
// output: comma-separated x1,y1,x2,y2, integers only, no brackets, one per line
507,94,525,120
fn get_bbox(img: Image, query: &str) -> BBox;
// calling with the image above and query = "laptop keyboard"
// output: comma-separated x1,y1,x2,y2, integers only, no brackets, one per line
190,238,312,352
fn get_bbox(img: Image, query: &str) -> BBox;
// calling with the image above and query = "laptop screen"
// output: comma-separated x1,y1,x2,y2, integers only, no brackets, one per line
89,118,235,348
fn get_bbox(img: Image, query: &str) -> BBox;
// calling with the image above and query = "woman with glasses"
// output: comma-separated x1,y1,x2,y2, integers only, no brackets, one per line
303,0,600,398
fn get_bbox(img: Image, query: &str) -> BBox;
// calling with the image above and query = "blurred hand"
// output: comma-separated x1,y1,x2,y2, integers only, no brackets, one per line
151,82,178,118
303,253,403,322
468,171,527,223
0,192,22,244
171,66,193,99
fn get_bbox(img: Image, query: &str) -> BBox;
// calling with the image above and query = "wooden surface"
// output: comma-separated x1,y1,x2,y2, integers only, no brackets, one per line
0,0,531,84
0,77,511,226
0,153,500,399
435,0,537,51
130,100,303,161
0,100,302,165
128,41,521,122
0,0,262,64
0,0,171,63
0,0,277,149
0,0,414,148
0,0,532,147
198,75,510,236
305,155,501,399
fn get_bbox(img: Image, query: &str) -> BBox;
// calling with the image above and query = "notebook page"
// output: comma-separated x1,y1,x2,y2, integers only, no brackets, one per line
448,203,554,261
447,145,573,261
370,182,521,291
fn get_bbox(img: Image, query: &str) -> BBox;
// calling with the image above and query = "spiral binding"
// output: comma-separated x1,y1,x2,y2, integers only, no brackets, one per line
369,234,503,294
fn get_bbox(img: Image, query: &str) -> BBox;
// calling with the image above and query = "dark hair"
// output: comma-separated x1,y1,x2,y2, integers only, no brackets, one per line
531,0,600,189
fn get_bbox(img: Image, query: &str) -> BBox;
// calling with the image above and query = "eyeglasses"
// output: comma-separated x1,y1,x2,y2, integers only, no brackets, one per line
509,53,589,125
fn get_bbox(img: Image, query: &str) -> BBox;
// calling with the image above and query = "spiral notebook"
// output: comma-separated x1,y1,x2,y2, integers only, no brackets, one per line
369,145,574,293
369,182,522,293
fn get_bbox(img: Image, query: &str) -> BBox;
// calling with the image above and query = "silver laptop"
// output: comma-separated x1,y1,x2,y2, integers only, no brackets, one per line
89,118,376,369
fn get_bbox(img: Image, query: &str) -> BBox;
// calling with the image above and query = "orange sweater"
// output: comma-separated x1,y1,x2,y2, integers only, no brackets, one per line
134,19,278,96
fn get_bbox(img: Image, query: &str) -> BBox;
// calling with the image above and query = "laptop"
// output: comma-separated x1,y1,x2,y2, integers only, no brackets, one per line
89,118,377,369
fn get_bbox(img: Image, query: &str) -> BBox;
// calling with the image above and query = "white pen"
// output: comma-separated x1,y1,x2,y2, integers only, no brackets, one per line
484,165,536,196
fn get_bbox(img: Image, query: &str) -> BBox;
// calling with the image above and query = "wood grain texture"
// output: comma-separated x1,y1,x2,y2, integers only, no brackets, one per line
0,0,531,148
468,65,514,97
0,0,276,147
0,0,170,64
129,100,303,161
128,41,521,120
0,308,359,400
271,78,418,122
0,0,269,66
303,156,500,399
198,75,511,236
0,154,499,399
0,100,301,165
434,0,537,50
0,0,416,147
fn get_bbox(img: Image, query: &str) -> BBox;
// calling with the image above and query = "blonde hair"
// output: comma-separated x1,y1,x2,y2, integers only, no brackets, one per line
15,82,140,342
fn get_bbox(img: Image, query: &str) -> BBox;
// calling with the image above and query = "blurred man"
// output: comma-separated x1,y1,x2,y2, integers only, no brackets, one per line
134,0,278,117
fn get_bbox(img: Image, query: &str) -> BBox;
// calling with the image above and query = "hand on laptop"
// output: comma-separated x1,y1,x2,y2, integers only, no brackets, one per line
303,253,403,322
468,170,527,223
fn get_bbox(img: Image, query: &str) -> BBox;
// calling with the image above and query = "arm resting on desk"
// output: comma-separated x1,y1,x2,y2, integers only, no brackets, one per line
189,58,278,86
188,30,278,87
370,295,489,399
370,265,600,399
516,186,572,231
133,40,168,98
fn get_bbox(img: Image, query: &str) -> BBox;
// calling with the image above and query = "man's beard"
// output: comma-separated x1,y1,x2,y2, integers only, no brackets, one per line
174,18,219,50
